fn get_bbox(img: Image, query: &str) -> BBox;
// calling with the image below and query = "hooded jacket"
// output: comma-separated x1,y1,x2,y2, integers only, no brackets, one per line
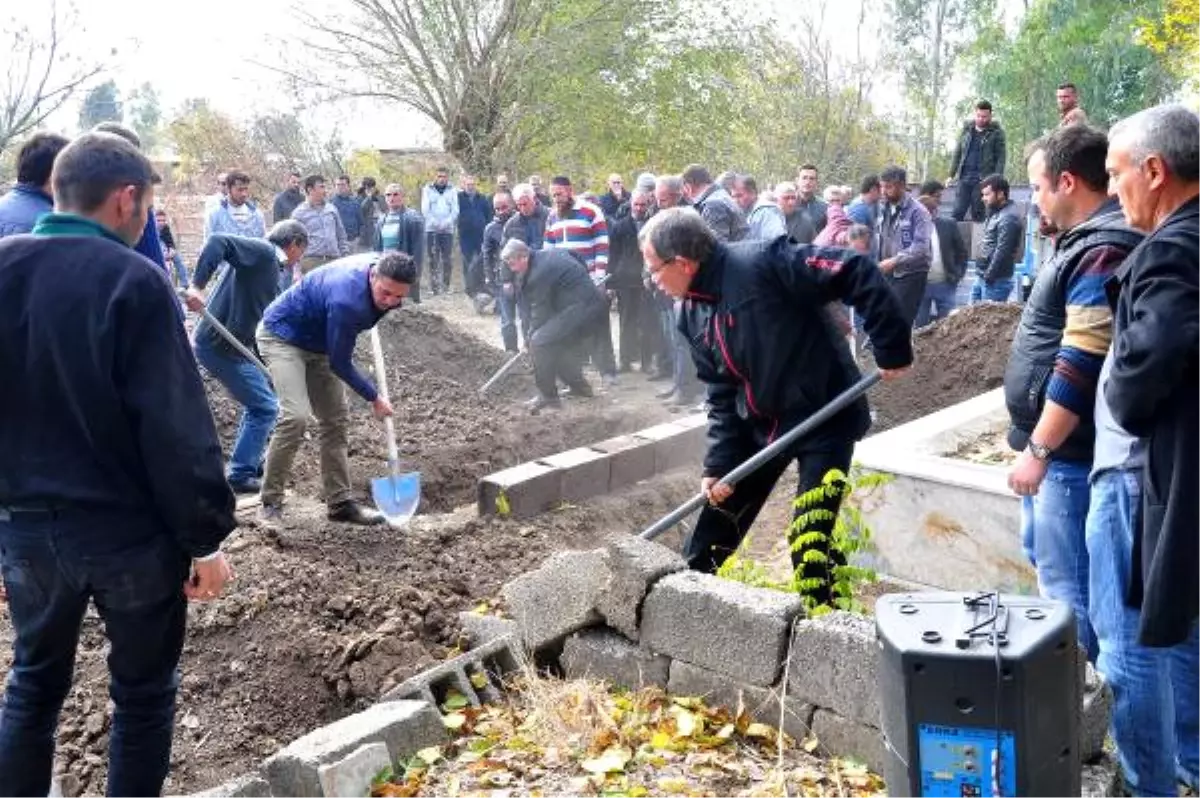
421,182,459,233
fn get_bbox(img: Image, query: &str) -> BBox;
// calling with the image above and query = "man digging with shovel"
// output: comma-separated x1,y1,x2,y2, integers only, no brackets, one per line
184,221,309,495
639,207,913,607
256,252,416,526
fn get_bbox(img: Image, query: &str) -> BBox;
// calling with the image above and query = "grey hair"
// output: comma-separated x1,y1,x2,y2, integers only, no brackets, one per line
775,180,797,194
847,223,872,242
511,182,536,201
500,238,531,262
655,174,683,195
1109,104,1200,181
715,170,737,191
638,206,716,264
267,219,309,250
632,188,652,201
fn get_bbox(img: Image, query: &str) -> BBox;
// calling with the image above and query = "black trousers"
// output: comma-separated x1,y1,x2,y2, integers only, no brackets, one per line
952,178,984,222
685,442,854,606
615,287,652,369
531,337,589,399
590,299,617,377
887,271,929,327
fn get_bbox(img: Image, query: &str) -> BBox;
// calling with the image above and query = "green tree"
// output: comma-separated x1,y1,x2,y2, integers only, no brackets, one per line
964,0,1176,178
1137,0,1200,95
78,79,123,131
127,82,162,151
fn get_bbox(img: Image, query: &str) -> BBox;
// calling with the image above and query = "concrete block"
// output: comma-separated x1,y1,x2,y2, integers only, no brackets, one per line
1081,754,1123,797
501,549,608,650
787,612,880,727
641,571,804,686
189,773,272,797
597,535,686,641
1080,663,1113,763
811,709,886,774
671,413,708,431
667,659,814,741
591,436,656,490
317,742,391,798
478,461,563,518
383,636,521,706
263,700,446,797
457,611,520,649
561,628,670,689
633,421,706,473
538,447,612,504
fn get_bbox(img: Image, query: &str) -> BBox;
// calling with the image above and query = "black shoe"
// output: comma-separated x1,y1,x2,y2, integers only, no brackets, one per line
327,500,385,526
229,477,261,495
526,395,562,415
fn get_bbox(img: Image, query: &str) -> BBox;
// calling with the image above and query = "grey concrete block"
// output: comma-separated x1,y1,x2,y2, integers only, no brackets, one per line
457,611,520,649
1081,754,1123,797
1080,663,1113,763
317,742,391,798
478,461,563,518
189,773,272,797
810,709,886,774
633,422,705,474
667,659,814,741
641,571,804,686
263,700,446,797
597,535,686,641
538,447,612,504
384,636,521,706
562,628,670,689
501,549,608,650
591,436,656,490
787,612,880,727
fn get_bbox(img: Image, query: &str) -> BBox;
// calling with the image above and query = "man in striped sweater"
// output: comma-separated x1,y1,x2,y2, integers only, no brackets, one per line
545,176,617,388
1003,124,1143,661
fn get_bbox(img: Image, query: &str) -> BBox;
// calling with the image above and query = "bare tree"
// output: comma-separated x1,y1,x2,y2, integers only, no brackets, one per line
0,1,110,154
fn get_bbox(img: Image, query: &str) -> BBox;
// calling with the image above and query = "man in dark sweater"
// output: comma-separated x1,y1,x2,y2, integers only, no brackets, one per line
948,100,1007,222
972,174,1024,303
0,133,236,796
184,221,309,493
257,253,416,525
273,172,304,224
639,207,912,606
481,191,518,350
500,239,605,414
457,175,492,295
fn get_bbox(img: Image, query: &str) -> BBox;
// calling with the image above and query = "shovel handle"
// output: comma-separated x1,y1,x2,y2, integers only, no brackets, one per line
370,327,401,474
639,371,882,541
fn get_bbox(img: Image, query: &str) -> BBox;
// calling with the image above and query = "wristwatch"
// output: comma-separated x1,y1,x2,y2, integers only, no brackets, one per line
1028,441,1053,461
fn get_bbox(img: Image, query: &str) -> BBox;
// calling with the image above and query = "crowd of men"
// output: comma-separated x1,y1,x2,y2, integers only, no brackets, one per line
0,85,1194,797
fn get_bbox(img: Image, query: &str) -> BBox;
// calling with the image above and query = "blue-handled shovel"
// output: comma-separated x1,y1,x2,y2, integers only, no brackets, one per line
369,327,420,525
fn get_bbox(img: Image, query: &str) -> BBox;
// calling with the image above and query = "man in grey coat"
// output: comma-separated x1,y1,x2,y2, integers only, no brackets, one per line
875,165,933,325
291,174,349,281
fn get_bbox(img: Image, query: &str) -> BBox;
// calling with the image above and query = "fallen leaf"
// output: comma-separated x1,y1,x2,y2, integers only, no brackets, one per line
442,712,466,730
469,671,489,689
803,736,820,752
650,731,673,750
657,776,690,794
671,706,699,738
580,745,633,775
416,746,442,765
442,691,470,711
715,723,735,740
744,722,775,739
671,696,704,710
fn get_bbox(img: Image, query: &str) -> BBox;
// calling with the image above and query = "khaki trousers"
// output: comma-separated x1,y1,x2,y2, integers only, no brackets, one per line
300,254,338,275
257,329,352,506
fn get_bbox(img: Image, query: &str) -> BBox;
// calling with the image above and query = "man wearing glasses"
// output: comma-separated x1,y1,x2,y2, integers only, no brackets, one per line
638,207,912,607
374,184,425,303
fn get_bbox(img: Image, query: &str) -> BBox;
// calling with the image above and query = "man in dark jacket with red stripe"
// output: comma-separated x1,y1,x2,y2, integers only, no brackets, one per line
639,207,912,606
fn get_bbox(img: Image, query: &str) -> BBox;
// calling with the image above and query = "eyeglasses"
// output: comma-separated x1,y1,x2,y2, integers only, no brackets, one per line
646,256,678,276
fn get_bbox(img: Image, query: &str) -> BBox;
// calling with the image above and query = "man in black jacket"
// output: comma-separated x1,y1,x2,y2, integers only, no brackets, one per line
608,190,653,371
273,171,304,223
948,100,1007,222
458,175,492,295
500,239,605,414
0,133,236,796
481,191,517,350
184,221,310,493
639,207,912,605
972,174,1023,303
915,182,968,327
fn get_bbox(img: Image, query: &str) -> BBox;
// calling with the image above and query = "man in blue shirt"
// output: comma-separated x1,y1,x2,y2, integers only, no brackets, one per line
257,253,416,525
0,132,70,237
184,221,309,494
0,132,235,796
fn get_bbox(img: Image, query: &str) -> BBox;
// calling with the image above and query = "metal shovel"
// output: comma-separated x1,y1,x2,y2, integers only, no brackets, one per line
369,326,421,526
179,291,272,377
478,351,527,396
639,371,883,541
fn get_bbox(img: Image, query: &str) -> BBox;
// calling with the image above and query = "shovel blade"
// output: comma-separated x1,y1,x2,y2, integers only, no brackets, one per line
371,472,421,526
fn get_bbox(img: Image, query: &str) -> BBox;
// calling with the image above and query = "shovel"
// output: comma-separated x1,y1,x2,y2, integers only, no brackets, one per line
179,291,272,377
478,351,527,396
369,326,421,526
640,371,882,541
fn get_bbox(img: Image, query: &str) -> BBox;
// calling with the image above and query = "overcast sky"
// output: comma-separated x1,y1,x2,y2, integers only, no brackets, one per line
7,0,1022,154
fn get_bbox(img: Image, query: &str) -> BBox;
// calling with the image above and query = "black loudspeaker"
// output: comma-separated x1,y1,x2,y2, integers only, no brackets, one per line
876,592,1080,797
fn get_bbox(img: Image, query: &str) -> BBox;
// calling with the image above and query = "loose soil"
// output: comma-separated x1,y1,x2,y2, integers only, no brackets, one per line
946,427,1017,467
0,294,692,796
868,302,1022,432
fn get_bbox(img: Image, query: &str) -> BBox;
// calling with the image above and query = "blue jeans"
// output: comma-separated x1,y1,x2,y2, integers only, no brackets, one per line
498,288,519,353
169,253,188,288
914,280,958,328
0,512,189,797
970,276,1013,303
1020,458,1097,659
194,337,278,485
1087,469,1200,796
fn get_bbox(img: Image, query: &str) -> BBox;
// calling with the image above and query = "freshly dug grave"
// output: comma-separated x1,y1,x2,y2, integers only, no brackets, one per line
868,302,1021,432
204,307,674,512
0,306,693,796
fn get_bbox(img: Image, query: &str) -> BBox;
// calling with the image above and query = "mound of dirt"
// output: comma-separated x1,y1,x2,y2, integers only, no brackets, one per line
204,307,666,512
869,302,1021,432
